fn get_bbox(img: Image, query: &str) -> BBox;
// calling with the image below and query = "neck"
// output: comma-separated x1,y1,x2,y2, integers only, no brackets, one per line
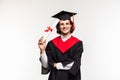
61,33,71,38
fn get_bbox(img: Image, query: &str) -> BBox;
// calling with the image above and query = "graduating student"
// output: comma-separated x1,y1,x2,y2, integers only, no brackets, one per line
38,11,83,80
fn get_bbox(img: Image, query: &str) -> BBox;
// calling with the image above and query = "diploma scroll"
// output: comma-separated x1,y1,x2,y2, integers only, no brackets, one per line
43,19,59,41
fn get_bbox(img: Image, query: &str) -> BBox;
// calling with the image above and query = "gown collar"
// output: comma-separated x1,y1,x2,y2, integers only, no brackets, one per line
60,34,71,42
52,35,80,54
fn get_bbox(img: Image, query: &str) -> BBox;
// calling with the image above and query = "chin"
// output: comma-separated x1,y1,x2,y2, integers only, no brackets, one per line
61,32,70,35
61,31,69,33
61,32,68,34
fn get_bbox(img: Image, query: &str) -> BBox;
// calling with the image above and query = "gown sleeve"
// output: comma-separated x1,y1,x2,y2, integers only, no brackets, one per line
69,41,83,76
40,41,54,74
45,42,55,70
39,57,50,74
62,41,83,76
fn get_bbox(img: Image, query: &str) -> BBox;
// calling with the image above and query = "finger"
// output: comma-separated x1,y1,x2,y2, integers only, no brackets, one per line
39,38,43,42
38,42,43,46
39,39,46,43
38,41,43,44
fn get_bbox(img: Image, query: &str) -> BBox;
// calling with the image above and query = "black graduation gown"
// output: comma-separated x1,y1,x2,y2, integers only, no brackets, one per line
41,36,83,80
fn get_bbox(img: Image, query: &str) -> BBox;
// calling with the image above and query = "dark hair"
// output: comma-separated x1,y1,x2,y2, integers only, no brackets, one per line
56,20,75,34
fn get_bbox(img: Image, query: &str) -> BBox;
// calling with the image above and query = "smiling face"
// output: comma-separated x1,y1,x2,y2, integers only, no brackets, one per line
59,20,72,35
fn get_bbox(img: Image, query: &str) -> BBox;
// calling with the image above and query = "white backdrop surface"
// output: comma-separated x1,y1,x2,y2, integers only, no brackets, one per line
0,0,120,80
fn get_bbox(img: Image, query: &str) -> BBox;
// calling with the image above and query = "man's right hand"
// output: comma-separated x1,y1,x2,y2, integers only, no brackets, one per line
38,36,46,53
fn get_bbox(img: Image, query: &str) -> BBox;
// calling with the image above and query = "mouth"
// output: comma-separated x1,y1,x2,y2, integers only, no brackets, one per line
62,29,68,32
62,28,68,31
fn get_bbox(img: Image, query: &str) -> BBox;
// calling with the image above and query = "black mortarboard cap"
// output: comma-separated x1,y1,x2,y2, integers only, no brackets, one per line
52,11,77,20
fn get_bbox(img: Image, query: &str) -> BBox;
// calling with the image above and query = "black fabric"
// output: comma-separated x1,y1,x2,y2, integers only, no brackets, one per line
41,40,83,80
52,11,77,20
39,58,50,74
41,66,50,74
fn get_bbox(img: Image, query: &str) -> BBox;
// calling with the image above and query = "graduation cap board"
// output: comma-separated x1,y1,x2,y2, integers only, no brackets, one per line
43,11,77,40
52,11,77,20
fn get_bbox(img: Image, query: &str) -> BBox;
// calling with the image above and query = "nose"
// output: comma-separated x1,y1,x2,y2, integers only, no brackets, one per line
63,24,67,27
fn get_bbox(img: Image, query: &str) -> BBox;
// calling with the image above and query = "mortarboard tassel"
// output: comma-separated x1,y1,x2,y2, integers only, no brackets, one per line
71,15,75,30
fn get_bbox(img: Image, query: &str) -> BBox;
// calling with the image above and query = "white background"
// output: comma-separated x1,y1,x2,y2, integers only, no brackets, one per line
0,0,120,80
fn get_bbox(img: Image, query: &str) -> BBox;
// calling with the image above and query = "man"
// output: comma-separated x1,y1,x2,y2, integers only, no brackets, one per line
38,11,83,80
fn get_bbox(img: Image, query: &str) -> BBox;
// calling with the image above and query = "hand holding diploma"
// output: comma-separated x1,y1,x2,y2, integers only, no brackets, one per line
38,19,59,53
38,36,46,53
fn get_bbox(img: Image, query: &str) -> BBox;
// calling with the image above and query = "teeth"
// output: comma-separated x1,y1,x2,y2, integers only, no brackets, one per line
63,28,67,30
63,29,66,30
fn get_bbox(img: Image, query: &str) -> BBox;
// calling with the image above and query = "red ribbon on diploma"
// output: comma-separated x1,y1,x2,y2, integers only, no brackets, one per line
44,26,53,32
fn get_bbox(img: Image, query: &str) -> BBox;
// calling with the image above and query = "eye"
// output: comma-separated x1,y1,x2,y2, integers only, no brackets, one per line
66,22,70,25
60,23,64,26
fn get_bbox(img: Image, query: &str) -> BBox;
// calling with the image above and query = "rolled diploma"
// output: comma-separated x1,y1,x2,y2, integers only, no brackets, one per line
43,19,59,41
